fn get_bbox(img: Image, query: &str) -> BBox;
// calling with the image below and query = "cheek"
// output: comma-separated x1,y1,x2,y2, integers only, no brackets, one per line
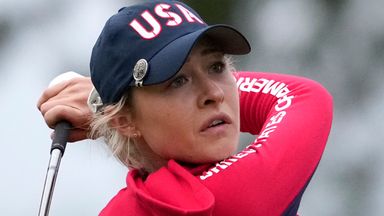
134,99,194,156
136,103,173,135
225,81,240,121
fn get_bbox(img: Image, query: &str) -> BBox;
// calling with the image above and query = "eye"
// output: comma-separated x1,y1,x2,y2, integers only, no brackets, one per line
170,75,189,88
210,61,226,74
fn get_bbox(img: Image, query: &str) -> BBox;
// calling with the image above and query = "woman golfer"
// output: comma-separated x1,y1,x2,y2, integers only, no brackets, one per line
37,1,333,215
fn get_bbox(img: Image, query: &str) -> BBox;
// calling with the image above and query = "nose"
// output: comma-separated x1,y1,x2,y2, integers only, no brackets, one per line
197,78,225,108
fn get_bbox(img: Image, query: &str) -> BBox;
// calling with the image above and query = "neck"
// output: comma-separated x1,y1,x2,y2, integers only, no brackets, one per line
133,138,168,174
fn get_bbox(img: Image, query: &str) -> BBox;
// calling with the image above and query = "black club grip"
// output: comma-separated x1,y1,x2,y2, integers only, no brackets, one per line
50,121,72,155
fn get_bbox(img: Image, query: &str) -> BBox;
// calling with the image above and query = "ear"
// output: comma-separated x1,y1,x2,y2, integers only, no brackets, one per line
109,114,139,137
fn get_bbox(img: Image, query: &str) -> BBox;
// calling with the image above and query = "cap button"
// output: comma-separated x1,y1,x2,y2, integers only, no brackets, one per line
133,59,148,87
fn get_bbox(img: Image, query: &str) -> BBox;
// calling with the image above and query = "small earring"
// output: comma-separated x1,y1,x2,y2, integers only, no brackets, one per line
132,132,140,138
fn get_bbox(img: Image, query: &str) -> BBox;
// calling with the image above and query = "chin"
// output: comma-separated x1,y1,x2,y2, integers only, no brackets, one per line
179,153,229,165
201,147,237,164
176,140,239,164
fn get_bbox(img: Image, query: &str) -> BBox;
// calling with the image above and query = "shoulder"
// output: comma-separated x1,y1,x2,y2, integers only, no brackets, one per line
100,161,215,216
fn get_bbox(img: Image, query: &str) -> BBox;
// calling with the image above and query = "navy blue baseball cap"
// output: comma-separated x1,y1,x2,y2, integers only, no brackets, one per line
90,0,251,105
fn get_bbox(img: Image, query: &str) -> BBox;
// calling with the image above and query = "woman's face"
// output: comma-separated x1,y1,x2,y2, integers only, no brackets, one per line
131,43,240,164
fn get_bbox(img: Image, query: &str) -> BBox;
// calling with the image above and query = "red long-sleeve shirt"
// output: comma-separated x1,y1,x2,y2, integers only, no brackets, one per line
99,72,333,215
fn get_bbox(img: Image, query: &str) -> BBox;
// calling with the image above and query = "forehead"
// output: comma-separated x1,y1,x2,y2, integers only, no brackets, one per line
186,37,224,61
185,46,223,65
194,35,223,51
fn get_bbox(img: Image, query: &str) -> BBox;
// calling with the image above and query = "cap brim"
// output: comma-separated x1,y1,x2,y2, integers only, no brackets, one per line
145,25,251,86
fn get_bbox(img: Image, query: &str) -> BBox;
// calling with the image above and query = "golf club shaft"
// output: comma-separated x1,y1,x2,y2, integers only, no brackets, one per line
38,121,71,216
38,149,63,216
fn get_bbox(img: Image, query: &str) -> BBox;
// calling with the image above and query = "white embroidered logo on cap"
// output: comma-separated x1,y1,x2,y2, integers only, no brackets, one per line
129,3,204,39
133,59,148,87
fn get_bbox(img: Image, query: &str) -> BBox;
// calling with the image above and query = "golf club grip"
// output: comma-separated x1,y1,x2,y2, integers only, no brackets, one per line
51,121,71,155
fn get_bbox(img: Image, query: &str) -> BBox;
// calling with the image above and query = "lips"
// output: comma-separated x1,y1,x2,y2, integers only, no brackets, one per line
209,119,225,127
200,113,232,132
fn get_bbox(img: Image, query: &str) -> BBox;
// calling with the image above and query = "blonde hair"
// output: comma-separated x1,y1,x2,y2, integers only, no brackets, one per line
90,53,235,170
89,94,142,169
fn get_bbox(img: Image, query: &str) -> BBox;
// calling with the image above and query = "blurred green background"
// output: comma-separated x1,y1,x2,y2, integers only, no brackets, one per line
0,0,383,215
